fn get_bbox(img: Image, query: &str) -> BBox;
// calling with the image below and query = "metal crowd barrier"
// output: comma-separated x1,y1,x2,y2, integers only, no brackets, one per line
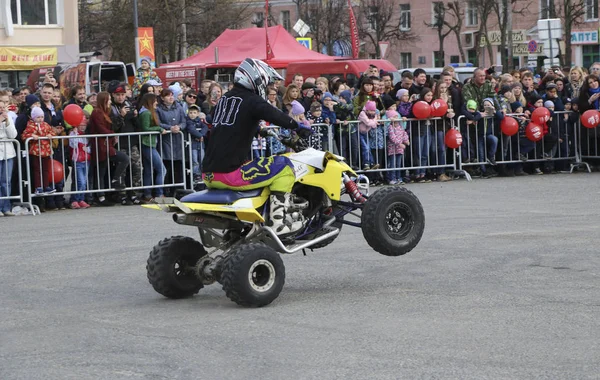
332,118,460,181
578,116,598,172
456,111,586,175
0,139,28,214
24,130,186,215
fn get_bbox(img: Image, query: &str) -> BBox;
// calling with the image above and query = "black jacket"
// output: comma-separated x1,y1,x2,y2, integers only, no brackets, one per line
202,85,299,173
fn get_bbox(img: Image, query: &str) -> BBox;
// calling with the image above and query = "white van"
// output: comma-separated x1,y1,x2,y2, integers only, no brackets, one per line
399,64,477,84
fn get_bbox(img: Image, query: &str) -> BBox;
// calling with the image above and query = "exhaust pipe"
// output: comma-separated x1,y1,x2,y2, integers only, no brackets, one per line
172,213,240,230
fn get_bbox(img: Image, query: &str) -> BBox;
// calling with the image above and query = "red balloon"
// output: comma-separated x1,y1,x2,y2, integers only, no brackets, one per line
526,122,544,142
46,159,64,183
531,107,551,125
444,128,463,149
412,101,431,119
63,104,84,126
500,116,519,136
581,109,600,129
430,98,448,117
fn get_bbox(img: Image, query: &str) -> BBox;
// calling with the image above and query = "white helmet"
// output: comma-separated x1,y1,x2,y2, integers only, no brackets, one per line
234,58,283,100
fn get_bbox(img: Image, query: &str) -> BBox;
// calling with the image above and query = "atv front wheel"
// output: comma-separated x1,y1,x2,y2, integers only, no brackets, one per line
221,243,285,307
361,187,425,256
147,236,207,299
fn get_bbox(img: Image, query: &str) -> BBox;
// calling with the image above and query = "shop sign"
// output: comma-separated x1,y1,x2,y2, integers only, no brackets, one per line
480,30,527,47
571,30,599,45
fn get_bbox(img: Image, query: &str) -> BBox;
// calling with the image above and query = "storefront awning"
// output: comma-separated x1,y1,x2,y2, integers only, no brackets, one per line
0,47,58,70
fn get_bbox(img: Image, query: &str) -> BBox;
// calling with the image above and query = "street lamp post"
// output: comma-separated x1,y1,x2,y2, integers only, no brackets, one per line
134,0,140,67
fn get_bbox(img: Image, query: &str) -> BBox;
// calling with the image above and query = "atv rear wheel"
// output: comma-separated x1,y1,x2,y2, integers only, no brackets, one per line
361,187,425,256
221,243,285,307
147,236,207,299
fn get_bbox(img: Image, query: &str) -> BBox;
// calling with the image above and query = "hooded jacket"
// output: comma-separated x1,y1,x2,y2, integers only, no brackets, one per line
202,85,299,173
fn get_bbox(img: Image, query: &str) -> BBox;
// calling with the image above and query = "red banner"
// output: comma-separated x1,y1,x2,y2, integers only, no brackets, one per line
347,0,359,59
138,27,156,68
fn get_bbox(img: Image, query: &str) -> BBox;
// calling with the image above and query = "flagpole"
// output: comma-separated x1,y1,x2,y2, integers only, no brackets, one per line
265,0,269,58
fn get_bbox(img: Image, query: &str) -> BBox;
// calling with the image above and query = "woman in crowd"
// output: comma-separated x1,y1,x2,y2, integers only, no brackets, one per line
282,84,300,114
200,83,223,115
156,88,186,196
578,74,600,113
315,77,330,93
137,93,167,203
567,66,585,99
431,79,455,182
89,92,130,206
352,78,375,117
182,90,198,114
0,99,17,216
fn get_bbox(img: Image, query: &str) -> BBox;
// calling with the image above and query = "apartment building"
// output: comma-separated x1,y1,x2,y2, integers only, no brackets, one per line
239,0,599,70
0,0,79,89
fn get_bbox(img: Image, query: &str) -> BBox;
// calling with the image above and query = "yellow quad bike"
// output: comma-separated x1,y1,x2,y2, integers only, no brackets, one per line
144,129,425,307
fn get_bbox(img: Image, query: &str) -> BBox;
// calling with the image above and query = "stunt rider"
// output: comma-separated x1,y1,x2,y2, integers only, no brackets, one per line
202,58,312,236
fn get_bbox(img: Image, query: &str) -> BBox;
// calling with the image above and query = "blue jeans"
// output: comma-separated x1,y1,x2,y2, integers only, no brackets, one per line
359,132,374,166
142,145,166,197
0,158,14,212
431,129,447,174
387,154,403,181
72,161,89,202
478,133,498,168
192,148,205,176
414,127,431,175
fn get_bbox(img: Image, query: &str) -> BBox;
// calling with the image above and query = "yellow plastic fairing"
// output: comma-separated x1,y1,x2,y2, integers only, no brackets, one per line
299,159,354,200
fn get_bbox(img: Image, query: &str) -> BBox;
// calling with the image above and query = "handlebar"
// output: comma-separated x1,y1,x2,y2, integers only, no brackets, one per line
259,127,308,152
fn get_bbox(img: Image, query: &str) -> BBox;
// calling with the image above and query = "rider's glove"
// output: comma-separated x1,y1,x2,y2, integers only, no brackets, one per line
295,125,313,139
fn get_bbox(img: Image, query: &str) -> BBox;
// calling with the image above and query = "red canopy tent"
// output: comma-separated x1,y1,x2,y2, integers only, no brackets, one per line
160,25,335,69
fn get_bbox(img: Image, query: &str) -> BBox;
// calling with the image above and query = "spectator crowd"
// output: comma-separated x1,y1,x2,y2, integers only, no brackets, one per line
1,59,600,216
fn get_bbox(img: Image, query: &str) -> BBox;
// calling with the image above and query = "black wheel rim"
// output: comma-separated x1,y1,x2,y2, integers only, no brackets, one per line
384,202,414,240
173,255,197,279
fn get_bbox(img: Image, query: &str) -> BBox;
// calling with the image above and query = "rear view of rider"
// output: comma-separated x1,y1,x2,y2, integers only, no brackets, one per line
202,58,312,236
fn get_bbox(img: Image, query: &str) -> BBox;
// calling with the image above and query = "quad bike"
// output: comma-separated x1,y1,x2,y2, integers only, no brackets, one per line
144,128,425,307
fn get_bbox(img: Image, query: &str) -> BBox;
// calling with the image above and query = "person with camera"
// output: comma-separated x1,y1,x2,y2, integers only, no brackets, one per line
109,82,141,205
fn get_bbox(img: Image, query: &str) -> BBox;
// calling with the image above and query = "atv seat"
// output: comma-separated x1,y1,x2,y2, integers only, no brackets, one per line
180,188,264,204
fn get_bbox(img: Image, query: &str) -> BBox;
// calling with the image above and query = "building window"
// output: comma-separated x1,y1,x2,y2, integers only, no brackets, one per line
399,4,411,31
418,56,426,65
583,45,600,68
466,1,478,26
467,49,478,66
431,2,444,27
400,52,412,69
368,6,378,31
11,0,58,25
585,0,598,20
450,55,459,64
280,10,291,31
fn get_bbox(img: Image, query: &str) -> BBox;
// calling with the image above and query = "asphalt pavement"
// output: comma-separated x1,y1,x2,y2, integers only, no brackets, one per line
1,172,600,380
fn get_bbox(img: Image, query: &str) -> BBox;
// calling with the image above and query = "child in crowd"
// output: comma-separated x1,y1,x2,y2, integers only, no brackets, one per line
396,89,412,129
185,104,209,182
333,90,357,165
0,99,17,216
68,112,91,209
384,101,409,185
306,101,326,150
357,100,380,170
21,107,56,208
